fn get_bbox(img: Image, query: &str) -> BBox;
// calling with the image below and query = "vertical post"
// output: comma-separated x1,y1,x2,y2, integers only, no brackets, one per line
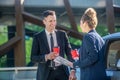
63,0,78,32
15,0,25,66
106,0,115,33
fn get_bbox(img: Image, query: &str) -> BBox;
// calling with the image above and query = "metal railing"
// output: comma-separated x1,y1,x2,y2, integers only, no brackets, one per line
0,67,37,80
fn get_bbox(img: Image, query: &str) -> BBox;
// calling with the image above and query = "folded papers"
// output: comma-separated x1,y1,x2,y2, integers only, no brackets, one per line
54,56,71,67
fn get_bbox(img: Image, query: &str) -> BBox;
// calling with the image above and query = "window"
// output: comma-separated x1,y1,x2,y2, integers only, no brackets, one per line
107,40,120,70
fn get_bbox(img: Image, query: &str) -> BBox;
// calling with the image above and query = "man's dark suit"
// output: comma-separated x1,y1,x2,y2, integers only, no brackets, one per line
31,30,73,80
73,30,107,80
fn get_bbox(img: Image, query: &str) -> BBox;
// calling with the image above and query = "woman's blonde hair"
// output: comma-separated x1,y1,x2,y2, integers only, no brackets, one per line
81,8,98,28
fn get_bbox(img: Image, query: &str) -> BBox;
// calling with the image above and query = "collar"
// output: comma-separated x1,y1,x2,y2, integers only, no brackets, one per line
88,29,96,33
45,29,55,35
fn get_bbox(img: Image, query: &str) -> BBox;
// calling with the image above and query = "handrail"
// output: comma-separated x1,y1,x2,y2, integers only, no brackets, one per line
0,67,37,71
0,36,21,57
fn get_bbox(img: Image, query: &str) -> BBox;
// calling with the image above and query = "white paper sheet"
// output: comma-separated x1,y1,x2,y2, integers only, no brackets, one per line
54,56,71,67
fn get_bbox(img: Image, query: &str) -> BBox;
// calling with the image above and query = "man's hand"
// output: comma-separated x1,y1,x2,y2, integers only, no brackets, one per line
69,70,77,80
46,52,58,60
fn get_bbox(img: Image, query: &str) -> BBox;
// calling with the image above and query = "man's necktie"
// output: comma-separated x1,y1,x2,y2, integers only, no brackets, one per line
49,33,55,69
50,33,54,51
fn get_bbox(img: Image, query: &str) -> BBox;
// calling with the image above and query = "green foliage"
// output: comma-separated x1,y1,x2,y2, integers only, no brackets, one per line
0,26,8,45
69,37,81,46
25,37,33,65
77,25,82,32
115,27,120,32
25,23,44,32
96,25,109,37
0,26,8,67
0,56,7,67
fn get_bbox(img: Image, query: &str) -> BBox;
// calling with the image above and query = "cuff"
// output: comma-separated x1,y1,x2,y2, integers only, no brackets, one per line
70,69,76,73
45,54,48,61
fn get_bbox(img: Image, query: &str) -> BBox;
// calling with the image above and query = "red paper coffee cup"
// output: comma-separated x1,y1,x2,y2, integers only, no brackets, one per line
53,47,60,55
71,49,79,59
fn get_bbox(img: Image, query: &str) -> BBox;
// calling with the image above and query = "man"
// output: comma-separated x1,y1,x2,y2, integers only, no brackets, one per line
69,8,107,80
31,10,74,80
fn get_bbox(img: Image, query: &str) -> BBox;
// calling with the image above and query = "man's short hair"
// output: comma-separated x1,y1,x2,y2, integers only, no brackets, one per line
42,10,55,20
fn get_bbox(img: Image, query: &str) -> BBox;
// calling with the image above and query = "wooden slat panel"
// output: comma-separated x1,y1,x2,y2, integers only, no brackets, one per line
0,37,21,57
15,0,25,66
22,12,83,39
106,0,115,33
63,0,78,32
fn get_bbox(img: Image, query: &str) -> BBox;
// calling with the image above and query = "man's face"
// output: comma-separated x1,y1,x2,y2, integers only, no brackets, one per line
43,15,57,32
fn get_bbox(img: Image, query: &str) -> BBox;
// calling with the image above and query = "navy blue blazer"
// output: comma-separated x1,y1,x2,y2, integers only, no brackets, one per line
31,30,74,80
73,30,107,80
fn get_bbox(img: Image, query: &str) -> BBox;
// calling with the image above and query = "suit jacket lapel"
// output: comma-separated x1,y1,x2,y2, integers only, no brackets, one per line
55,30,61,47
41,30,50,52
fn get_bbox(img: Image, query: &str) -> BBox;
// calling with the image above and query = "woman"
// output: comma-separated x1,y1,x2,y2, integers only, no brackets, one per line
69,8,107,80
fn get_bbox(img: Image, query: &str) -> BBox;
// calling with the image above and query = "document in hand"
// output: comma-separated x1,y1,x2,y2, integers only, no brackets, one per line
54,56,72,67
